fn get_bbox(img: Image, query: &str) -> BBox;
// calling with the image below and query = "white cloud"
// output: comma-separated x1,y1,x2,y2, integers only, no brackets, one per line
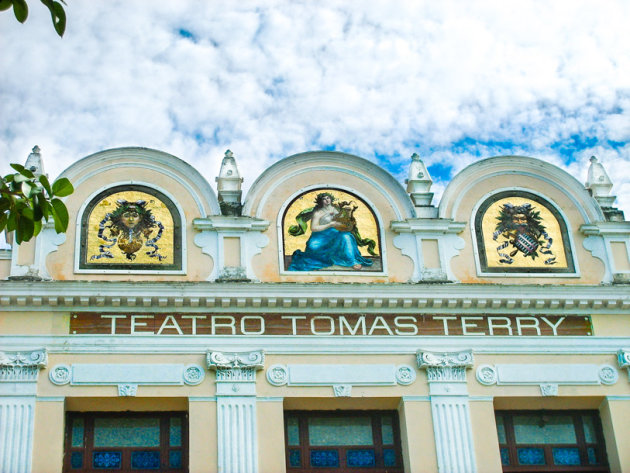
1,0,629,212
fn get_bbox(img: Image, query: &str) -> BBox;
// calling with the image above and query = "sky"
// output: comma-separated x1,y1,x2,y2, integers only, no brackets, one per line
1,0,630,213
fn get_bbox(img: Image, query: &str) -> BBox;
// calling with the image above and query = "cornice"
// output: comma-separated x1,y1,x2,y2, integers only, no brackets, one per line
193,216,270,232
0,281,628,314
580,222,630,236
390,219,466,234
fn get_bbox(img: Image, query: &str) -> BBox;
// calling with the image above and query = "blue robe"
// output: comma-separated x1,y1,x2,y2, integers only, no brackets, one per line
288,227,373,271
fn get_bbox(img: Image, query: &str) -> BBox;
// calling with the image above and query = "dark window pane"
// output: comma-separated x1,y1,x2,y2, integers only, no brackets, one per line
94,417,160,447
383,448,396,467
71,418,84,448
131,451,160,469
381,415,394,444
289,449,301,467
500,448,510,466
346,449,375,467
308,417,373,446
517,448,545,465
513,415,576,444
70,452,83,469
553,447,581,465
169,450,182,468
587,447,598,465
93,451,122,469
495,414,506,444
582,415,597,443
287,416,300,446
169,417,182,447
310,450,339,467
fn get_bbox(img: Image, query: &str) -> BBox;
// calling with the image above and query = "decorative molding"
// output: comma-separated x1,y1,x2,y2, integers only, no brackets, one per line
266,364,289,386
183,365,205,385
265,364,414,389
540,383,559,396
333,384,352,397
417,350,473,382
193,218,269,281
46,363,202,387
395,365,417,385
208,351,264,396
49,364,71,385
0,397,36,473
207,350,265,372
475,363,619,387
1,280,629,314
216,396,258,473
599,365,619,385
0,349,47,382
118,384,138,397
583,236,612,283
476,365,498,386
430,396,477,473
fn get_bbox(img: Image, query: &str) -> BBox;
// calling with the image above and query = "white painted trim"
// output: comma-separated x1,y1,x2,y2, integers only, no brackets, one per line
439,156,604,222
47,363,204,386
58,147,220,216
36,396,65,402
242,151,415,219
0,396,35,473
73,180,187,275
3,334,629,355
475,363,619,386
189,396,217,402
277,184,388,276
469,187,581,278
266,364,414,387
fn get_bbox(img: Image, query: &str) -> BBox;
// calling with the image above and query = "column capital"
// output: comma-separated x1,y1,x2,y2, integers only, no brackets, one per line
417,349,473,383
207,350,265,371
0,349,47,382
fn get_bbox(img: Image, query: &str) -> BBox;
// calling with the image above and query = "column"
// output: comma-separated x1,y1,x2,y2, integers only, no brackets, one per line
418,349,476,473
0,349,47,473
207,350,264,473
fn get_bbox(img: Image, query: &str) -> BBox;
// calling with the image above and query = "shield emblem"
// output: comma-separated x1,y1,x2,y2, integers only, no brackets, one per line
514,232,538,255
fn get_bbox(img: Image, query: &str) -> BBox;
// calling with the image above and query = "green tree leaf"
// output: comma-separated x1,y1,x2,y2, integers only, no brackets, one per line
0,212,7,232
16,215,34,244
51,177,73,197
21,180,34,198
0,0,13,12
50,197,69,233
38,174,52,195
10,162,35,178
12,0,28,23
32,219,42,237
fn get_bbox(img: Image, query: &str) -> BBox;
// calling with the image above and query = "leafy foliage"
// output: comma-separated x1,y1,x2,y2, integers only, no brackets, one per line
0,164,73,244
0,0,67,37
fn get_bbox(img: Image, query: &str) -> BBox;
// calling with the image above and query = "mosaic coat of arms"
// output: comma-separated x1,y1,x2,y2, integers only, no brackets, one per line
475,192,574,273
282,189,382,272
79,186,182,270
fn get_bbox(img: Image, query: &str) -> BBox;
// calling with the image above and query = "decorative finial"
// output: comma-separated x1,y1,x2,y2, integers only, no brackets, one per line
24,145,45,177
585,155,624,221
216,149,243,216
405,153,437,217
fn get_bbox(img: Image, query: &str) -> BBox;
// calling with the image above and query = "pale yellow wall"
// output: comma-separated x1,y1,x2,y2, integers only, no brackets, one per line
47,164,213,281
611,241,630,272
470,401,502,473
189,400,218,473
250,167,414,283
0,311,69,335
446,173,605,284
0,255,10,278
398,399,438,473
422,239,440,268
224,237,241,266
32,400,65,473
600,398,630,473
258,400,286,473
16,239,36,266
592,313,630,336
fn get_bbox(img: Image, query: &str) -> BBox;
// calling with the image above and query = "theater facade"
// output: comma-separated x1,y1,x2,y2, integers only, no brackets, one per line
1,146,630,473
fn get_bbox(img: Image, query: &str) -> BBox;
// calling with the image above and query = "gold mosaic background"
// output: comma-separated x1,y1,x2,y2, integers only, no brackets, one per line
85,190,175,265
283,189,380,257
481,196,568,269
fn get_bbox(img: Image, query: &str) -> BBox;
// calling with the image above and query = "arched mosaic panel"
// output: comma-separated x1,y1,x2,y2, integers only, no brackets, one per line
475,191,575,274
282,188,382,272
79,185,182,271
